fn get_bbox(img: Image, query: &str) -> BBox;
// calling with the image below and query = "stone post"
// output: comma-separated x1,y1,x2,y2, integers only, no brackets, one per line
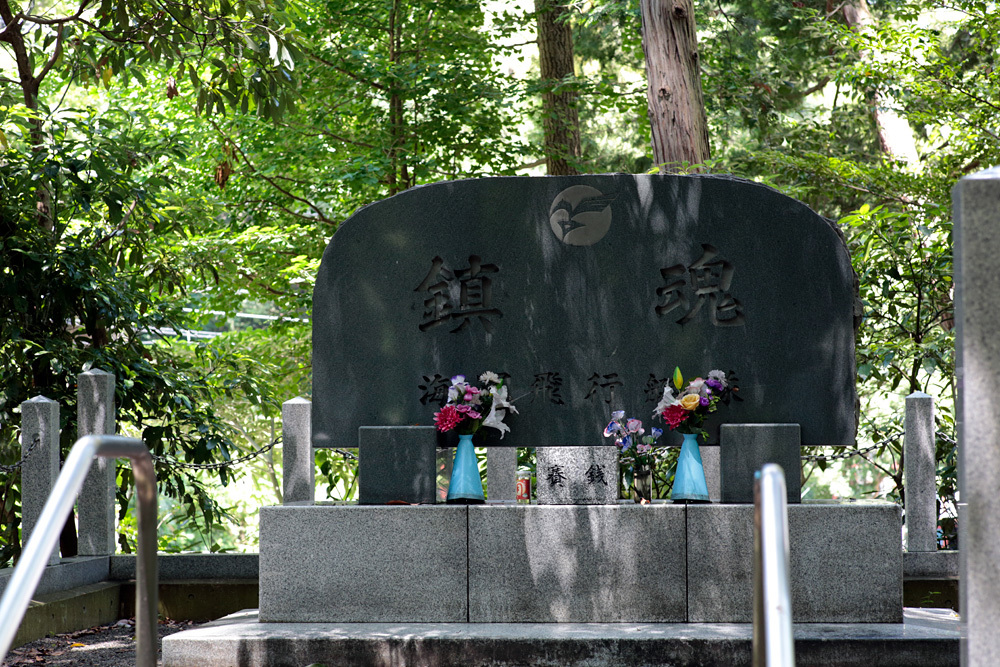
77,369,116,556
20,396,61,564
719,424,801,504
954,165,1000,665
904,392,936,552
282,398,314,504
701,445,721,502
486,448,517,500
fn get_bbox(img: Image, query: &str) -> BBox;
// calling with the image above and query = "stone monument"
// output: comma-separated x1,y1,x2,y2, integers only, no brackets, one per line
312,175,858,450
259,175,901,626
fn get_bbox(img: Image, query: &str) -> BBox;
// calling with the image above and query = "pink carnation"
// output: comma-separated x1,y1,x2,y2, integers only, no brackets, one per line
662,404,689,430
454,404,482,419
434,404,464,432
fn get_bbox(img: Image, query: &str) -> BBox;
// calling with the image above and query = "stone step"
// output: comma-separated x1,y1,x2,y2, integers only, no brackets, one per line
162,608,960,667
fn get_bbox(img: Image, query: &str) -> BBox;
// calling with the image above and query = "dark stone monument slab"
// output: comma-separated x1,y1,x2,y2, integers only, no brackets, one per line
719,423,801,503
358,426,439,504
313,175,857,449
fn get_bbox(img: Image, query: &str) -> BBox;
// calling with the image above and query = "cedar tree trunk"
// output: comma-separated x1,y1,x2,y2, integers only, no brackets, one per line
640,0,711,171
535,0,581,175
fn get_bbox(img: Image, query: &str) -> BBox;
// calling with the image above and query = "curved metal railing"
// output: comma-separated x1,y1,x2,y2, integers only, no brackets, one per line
0,435,158,667
753,463,795,667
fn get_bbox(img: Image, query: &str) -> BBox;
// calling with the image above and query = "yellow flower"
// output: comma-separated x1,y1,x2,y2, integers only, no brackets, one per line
679,394,701,411
673,366,684,391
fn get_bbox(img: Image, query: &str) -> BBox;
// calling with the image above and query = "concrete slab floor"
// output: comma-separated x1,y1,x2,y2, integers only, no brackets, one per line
162,607,961,667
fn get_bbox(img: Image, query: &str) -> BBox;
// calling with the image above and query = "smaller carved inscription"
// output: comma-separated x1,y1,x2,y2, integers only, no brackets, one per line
530,371,566,405
545,464,567,488
585,372,623,405
644,373,670,404
585,463,608,486
418,374,451,405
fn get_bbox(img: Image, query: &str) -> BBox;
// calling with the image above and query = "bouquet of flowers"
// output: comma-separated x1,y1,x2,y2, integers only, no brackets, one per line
604,411,663,502
603,411,663,469
654,367,734,437
433,371,518,438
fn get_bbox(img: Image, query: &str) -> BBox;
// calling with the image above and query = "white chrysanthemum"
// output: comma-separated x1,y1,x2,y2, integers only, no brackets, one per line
479,371,501,385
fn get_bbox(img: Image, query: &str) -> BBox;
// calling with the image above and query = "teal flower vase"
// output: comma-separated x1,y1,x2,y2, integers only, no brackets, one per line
446,433,485,504
672,432,710,503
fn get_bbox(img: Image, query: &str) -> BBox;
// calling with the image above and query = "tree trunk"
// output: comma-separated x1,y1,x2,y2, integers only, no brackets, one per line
639,0,711,171
386,0,413,195
0,0,54,229
535,0,580,176
835,0,919,165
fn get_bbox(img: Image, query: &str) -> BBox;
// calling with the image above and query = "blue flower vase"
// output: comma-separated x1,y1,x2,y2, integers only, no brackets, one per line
446,433,485,504
671,432,710,503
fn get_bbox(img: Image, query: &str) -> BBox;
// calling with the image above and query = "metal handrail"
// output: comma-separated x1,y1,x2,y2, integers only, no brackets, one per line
753,463,795,667
0,436,158,667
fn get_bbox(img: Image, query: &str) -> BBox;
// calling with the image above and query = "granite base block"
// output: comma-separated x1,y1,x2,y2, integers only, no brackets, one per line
468,504,687,622
162,608,960,667
109,553,259,581
903,550,959,579
536,446,618,505
687,501,902,623
259,504,468,622
0,556,109,598
358,426,438,505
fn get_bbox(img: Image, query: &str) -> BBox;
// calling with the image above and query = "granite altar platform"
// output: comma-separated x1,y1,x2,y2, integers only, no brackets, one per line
258,500,902,625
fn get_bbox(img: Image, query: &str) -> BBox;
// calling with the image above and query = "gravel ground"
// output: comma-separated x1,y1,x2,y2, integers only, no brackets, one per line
2,619,201,667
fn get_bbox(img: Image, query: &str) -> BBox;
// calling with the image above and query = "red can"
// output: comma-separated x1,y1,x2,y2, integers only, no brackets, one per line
516,472,531,503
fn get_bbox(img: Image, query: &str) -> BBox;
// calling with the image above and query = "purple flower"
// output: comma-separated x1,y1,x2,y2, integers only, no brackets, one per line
621,434,632,451
699,396,710,407
604,421,622,438
651,427,663,439
706,378,723,392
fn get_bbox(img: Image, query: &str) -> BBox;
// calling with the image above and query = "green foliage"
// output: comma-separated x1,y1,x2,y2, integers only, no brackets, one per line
695,0,996,544
0,93,282,567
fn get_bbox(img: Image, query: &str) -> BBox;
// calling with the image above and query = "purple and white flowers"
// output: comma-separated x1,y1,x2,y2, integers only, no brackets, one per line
434,372,518,437
604,411,663,470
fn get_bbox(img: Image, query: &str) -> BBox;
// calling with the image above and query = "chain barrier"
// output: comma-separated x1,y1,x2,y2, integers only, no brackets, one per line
0,435,42,473
801,429,959,464
151,437,282,471
149,437,359,471
4,429,959,473
801,432,902,463
936,431,957,446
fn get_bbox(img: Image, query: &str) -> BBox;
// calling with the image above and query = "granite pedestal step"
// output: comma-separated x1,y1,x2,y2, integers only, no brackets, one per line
162,608,960,667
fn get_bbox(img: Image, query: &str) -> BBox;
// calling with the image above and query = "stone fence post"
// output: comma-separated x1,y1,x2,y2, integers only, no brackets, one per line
77,369,117,556
20,396,61,564
282,398,314,504
903,392,936,552
954,165,1000,664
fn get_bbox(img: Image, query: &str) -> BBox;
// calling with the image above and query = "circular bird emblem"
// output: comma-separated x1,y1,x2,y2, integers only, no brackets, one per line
548,185,616,246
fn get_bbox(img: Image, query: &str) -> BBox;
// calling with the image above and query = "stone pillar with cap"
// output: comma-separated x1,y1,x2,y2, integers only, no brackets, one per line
20,396,61,564
954,165,1000,665
77,369,117,556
